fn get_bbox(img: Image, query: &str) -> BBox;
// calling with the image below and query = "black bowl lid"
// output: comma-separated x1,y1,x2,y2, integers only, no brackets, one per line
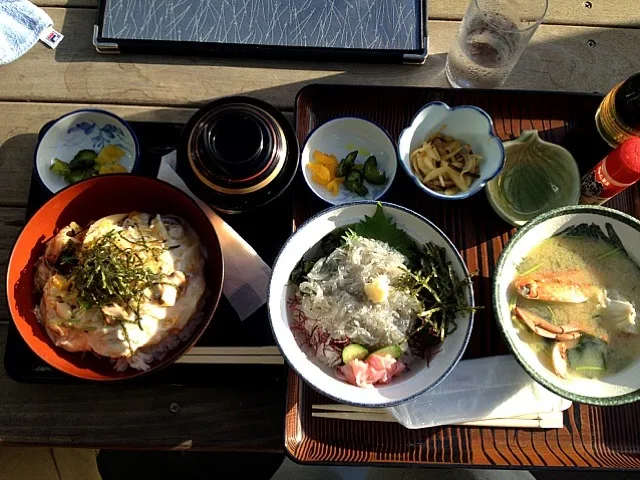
186,103,288,194
177,97,299,213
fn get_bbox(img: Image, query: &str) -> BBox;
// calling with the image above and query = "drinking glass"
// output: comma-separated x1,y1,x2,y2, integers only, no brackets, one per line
445,0,548,89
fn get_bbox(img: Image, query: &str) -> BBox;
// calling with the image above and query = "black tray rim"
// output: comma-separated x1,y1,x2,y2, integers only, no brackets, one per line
4,119,285,385
93,0,429,64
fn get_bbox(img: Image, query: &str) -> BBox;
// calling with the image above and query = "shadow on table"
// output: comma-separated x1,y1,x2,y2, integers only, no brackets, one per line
594,403,640,462
0,133,39,204
51,8,640,107
97,450,284,480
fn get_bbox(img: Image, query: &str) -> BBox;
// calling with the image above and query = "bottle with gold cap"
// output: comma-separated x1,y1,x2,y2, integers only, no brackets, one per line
595,73,640,148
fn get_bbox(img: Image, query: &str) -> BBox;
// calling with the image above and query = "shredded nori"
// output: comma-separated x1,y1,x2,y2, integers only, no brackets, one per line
400,243,480,357
555,223,610,243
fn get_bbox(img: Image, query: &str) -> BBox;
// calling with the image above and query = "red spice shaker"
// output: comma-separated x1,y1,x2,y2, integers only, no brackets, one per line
580,138,640,205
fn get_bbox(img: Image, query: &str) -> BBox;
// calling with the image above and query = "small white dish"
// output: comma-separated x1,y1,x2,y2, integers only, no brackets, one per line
398,102,505,200
494,205,640,406
35,109,140,194
268,201,474,407
300,117,397,205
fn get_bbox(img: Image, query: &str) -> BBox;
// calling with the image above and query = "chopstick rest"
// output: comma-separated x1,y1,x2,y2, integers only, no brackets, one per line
158,151,271,321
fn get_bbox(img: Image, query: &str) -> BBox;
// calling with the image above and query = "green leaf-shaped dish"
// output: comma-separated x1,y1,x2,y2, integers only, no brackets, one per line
486,130,580,226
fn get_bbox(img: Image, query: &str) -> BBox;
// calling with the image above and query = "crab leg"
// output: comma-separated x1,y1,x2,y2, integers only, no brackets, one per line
513,307,581,340
514,270,604,303
551,338,580,380
552,342,569,379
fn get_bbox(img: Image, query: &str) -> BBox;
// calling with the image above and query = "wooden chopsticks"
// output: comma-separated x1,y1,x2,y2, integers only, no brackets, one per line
311,404,564,428
176,346,284,365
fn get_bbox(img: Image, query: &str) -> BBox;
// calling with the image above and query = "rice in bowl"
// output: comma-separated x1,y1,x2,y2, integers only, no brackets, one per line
33,211,208,371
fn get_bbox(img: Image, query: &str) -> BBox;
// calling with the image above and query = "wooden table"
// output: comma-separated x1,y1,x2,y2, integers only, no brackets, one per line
0,0,639,452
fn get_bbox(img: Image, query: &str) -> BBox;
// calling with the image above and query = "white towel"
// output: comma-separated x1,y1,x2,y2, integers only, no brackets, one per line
158,151,272,321
389,355,572,429
0,0,52,65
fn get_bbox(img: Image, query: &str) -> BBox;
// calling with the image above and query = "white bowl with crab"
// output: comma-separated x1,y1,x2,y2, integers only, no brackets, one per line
301,117,397,205
35,109,140,194
398,102,504,200
494,205,640,406
268,202,474,407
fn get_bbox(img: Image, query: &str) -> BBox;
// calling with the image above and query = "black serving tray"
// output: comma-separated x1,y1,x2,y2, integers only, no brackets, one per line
4,120,290,385
93,0,428,64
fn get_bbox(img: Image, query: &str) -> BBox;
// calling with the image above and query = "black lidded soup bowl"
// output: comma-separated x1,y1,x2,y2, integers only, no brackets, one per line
177,96,299,214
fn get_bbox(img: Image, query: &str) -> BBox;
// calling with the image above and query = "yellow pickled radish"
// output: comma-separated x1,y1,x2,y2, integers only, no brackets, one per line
95,145,126,165
98,163,127,174
312,151,339,178
307,163,331,185
326,177,344,196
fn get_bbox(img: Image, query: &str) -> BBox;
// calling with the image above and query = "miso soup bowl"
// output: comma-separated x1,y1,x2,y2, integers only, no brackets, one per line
493,205,640,406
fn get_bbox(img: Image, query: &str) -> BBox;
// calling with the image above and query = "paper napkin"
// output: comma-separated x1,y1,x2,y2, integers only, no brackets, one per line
158,151,271,321
389,355,572,429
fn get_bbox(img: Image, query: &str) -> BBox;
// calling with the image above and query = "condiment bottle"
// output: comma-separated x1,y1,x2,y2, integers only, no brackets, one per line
595,73,640,148
580,137,640,205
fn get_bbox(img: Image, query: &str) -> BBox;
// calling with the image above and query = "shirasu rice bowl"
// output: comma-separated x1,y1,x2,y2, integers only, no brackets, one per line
287,205,477,389
293,235,421,366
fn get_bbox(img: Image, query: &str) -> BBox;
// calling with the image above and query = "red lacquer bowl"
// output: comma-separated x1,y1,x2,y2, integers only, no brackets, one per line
6,175,224,380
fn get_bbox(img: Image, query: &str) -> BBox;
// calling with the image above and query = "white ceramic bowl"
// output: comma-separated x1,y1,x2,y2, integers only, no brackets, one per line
301,117,397,205
268,202,474,407
398,102,505,200
494,205,640,406
35,109,140,194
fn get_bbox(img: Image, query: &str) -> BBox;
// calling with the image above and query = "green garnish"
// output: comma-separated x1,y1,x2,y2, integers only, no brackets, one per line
69,228,166,327
598,247,620,260
290,260,317,285
545,305,557,324
68,149,98,170
344,169,368,196
336,151,358,178
50,149,99,184
575,366,605,372
518,263,542,277
400,243,480,349
351,203,416,260
362,156,386,185
290,204,416,285
50,158,71,177
334,151,386,197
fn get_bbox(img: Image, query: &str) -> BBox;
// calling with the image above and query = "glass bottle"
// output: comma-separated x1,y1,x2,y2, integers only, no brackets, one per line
580,138,640,205
595,73,640,148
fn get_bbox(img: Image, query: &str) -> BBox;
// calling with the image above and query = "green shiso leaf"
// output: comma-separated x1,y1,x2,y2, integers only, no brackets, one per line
351,203,417,260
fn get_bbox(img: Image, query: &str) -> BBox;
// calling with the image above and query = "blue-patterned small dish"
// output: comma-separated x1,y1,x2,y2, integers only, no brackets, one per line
300,117,397,205
398,102,505,200
35,109,140,193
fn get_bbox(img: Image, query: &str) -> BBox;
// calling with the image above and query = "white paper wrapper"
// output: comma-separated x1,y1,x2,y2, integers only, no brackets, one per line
389,355,572,429
158,151,271,321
